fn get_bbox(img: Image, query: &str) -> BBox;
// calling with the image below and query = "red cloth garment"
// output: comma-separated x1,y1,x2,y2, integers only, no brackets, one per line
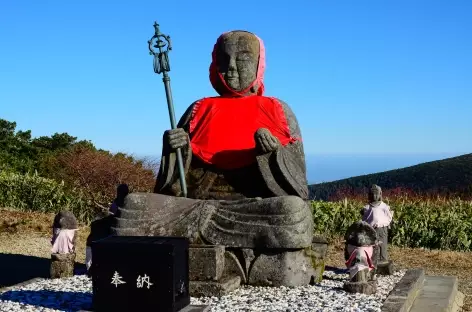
189,96,297,170
191,31,296,170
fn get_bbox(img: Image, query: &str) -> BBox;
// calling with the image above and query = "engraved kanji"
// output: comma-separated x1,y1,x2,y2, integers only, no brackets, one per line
137,274,154,289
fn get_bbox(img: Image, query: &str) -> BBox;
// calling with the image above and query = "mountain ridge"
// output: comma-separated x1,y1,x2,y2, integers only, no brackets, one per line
308,153,472,200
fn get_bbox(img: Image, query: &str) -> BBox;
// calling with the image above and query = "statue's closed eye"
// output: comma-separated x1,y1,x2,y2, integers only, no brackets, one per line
237,52,253,61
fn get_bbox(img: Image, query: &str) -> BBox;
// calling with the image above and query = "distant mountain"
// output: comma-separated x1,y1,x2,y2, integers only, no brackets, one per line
308,153,472,200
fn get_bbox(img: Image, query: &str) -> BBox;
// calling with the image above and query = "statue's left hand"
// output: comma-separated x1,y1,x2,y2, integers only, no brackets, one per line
254,128,280,154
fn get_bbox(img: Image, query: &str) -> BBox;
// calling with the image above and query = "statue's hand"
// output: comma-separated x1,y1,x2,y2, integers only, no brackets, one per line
164,128,189,151
254,128,280,154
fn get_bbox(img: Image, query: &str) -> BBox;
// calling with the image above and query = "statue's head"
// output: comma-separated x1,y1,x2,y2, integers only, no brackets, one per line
209,31,266,97
368,184,382,203
53,211,78,230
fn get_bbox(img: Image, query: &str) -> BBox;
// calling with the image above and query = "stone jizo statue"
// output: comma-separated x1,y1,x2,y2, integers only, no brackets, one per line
360,184,394,274
343,221,378,294
113,30,319,288
50,211,78,278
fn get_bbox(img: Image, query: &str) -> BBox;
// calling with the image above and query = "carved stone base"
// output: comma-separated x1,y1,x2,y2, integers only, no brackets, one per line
190,276,241,297
376,260,394,275
311,235,328,284
50,253,75,279
188,243,326,295
189,245,225,281
343,280,377,295
350,268,375,283
249,249,318,287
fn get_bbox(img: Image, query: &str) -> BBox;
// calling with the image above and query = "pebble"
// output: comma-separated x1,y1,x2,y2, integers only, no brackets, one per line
0,269,406,312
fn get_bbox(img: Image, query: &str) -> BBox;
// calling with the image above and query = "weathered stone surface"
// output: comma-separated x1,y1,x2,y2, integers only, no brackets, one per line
50,253,75,279
381,268,425,312
344,221,377,247
343,280,378,295
350,268,375,283
312,235,328,260
114,193,313,250
189,245,225,281
377,260,395,276
53,211,78,230
248,249,316,287
223,251,247,284
190,275,241,298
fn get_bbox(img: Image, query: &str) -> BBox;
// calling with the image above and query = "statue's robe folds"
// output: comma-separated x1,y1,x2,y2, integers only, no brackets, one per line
114,95,313,249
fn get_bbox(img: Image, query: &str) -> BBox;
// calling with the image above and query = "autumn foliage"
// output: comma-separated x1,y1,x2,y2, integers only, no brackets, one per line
46,145,157,210
0,118,158,220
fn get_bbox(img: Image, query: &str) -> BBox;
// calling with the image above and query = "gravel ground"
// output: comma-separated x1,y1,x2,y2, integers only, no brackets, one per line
0,269,406,312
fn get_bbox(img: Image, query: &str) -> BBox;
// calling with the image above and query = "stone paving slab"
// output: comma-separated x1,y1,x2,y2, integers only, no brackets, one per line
381,268,425,312
409,276,460,312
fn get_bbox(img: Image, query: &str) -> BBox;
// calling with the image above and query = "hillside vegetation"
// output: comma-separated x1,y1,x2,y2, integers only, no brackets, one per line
0,118,157,222
309,153,472,201
2,118,472,252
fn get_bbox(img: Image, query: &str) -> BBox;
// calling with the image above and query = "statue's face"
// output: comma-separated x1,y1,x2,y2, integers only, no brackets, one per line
216,31,260,92
369,190,382,202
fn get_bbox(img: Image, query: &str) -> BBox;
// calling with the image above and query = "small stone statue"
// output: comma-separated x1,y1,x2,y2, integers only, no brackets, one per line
113,30,320,290
360,184,394,275
343,221,378,294
50,211,78,278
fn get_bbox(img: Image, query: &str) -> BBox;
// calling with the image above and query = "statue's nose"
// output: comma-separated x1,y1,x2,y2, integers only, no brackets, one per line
228,57,237,71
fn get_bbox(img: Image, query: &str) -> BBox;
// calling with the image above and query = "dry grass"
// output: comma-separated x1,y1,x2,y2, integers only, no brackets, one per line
0,208,90,263
1,209,471,310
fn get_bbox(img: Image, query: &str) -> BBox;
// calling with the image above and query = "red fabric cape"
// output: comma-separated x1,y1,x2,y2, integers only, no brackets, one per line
189,96,297,170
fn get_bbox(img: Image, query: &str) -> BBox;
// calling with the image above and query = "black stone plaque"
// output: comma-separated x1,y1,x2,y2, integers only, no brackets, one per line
91,236,190,312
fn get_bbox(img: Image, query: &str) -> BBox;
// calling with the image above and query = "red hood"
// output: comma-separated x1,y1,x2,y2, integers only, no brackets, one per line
209,31,266,97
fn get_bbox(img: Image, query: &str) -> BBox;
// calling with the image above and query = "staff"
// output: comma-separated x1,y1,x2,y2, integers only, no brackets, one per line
148,21,187,197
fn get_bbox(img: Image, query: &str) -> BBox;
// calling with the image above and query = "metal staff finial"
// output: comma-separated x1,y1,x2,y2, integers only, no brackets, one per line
148,21,187,197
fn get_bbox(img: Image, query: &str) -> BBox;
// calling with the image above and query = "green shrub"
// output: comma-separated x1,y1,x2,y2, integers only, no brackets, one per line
0,170,95,223
311,198,472,251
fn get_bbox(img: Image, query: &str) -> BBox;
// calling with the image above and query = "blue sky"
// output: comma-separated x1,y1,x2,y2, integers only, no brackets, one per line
1,1,471,182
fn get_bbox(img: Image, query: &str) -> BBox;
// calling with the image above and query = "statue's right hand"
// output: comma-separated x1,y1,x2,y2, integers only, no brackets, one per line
164,128,189,151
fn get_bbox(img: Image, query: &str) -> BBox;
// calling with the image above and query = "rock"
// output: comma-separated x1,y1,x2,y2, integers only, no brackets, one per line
248,249,317,287
343,280,378,295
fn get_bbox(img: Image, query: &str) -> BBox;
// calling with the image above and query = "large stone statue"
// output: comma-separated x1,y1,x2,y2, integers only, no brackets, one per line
113,30,319,292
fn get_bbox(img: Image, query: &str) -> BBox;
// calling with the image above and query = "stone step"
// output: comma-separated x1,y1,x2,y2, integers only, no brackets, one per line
409,276,463,312
190,275,241,298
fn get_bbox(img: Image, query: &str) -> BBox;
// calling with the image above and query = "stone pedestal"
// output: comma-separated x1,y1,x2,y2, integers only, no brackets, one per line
376,260,394,275
248,249,317,287
50,253,75,279
343,279,377,295
311,235,328,283
188,237,329,297
189,245,241,297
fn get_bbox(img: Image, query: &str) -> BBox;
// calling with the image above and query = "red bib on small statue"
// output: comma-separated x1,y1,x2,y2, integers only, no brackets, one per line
189,96,296,170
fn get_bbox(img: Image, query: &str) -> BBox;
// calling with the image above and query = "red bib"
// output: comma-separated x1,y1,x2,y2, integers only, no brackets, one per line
189,96,297,170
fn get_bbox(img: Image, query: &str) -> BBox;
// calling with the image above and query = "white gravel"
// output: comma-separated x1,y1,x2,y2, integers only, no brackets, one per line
0,269,406,312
